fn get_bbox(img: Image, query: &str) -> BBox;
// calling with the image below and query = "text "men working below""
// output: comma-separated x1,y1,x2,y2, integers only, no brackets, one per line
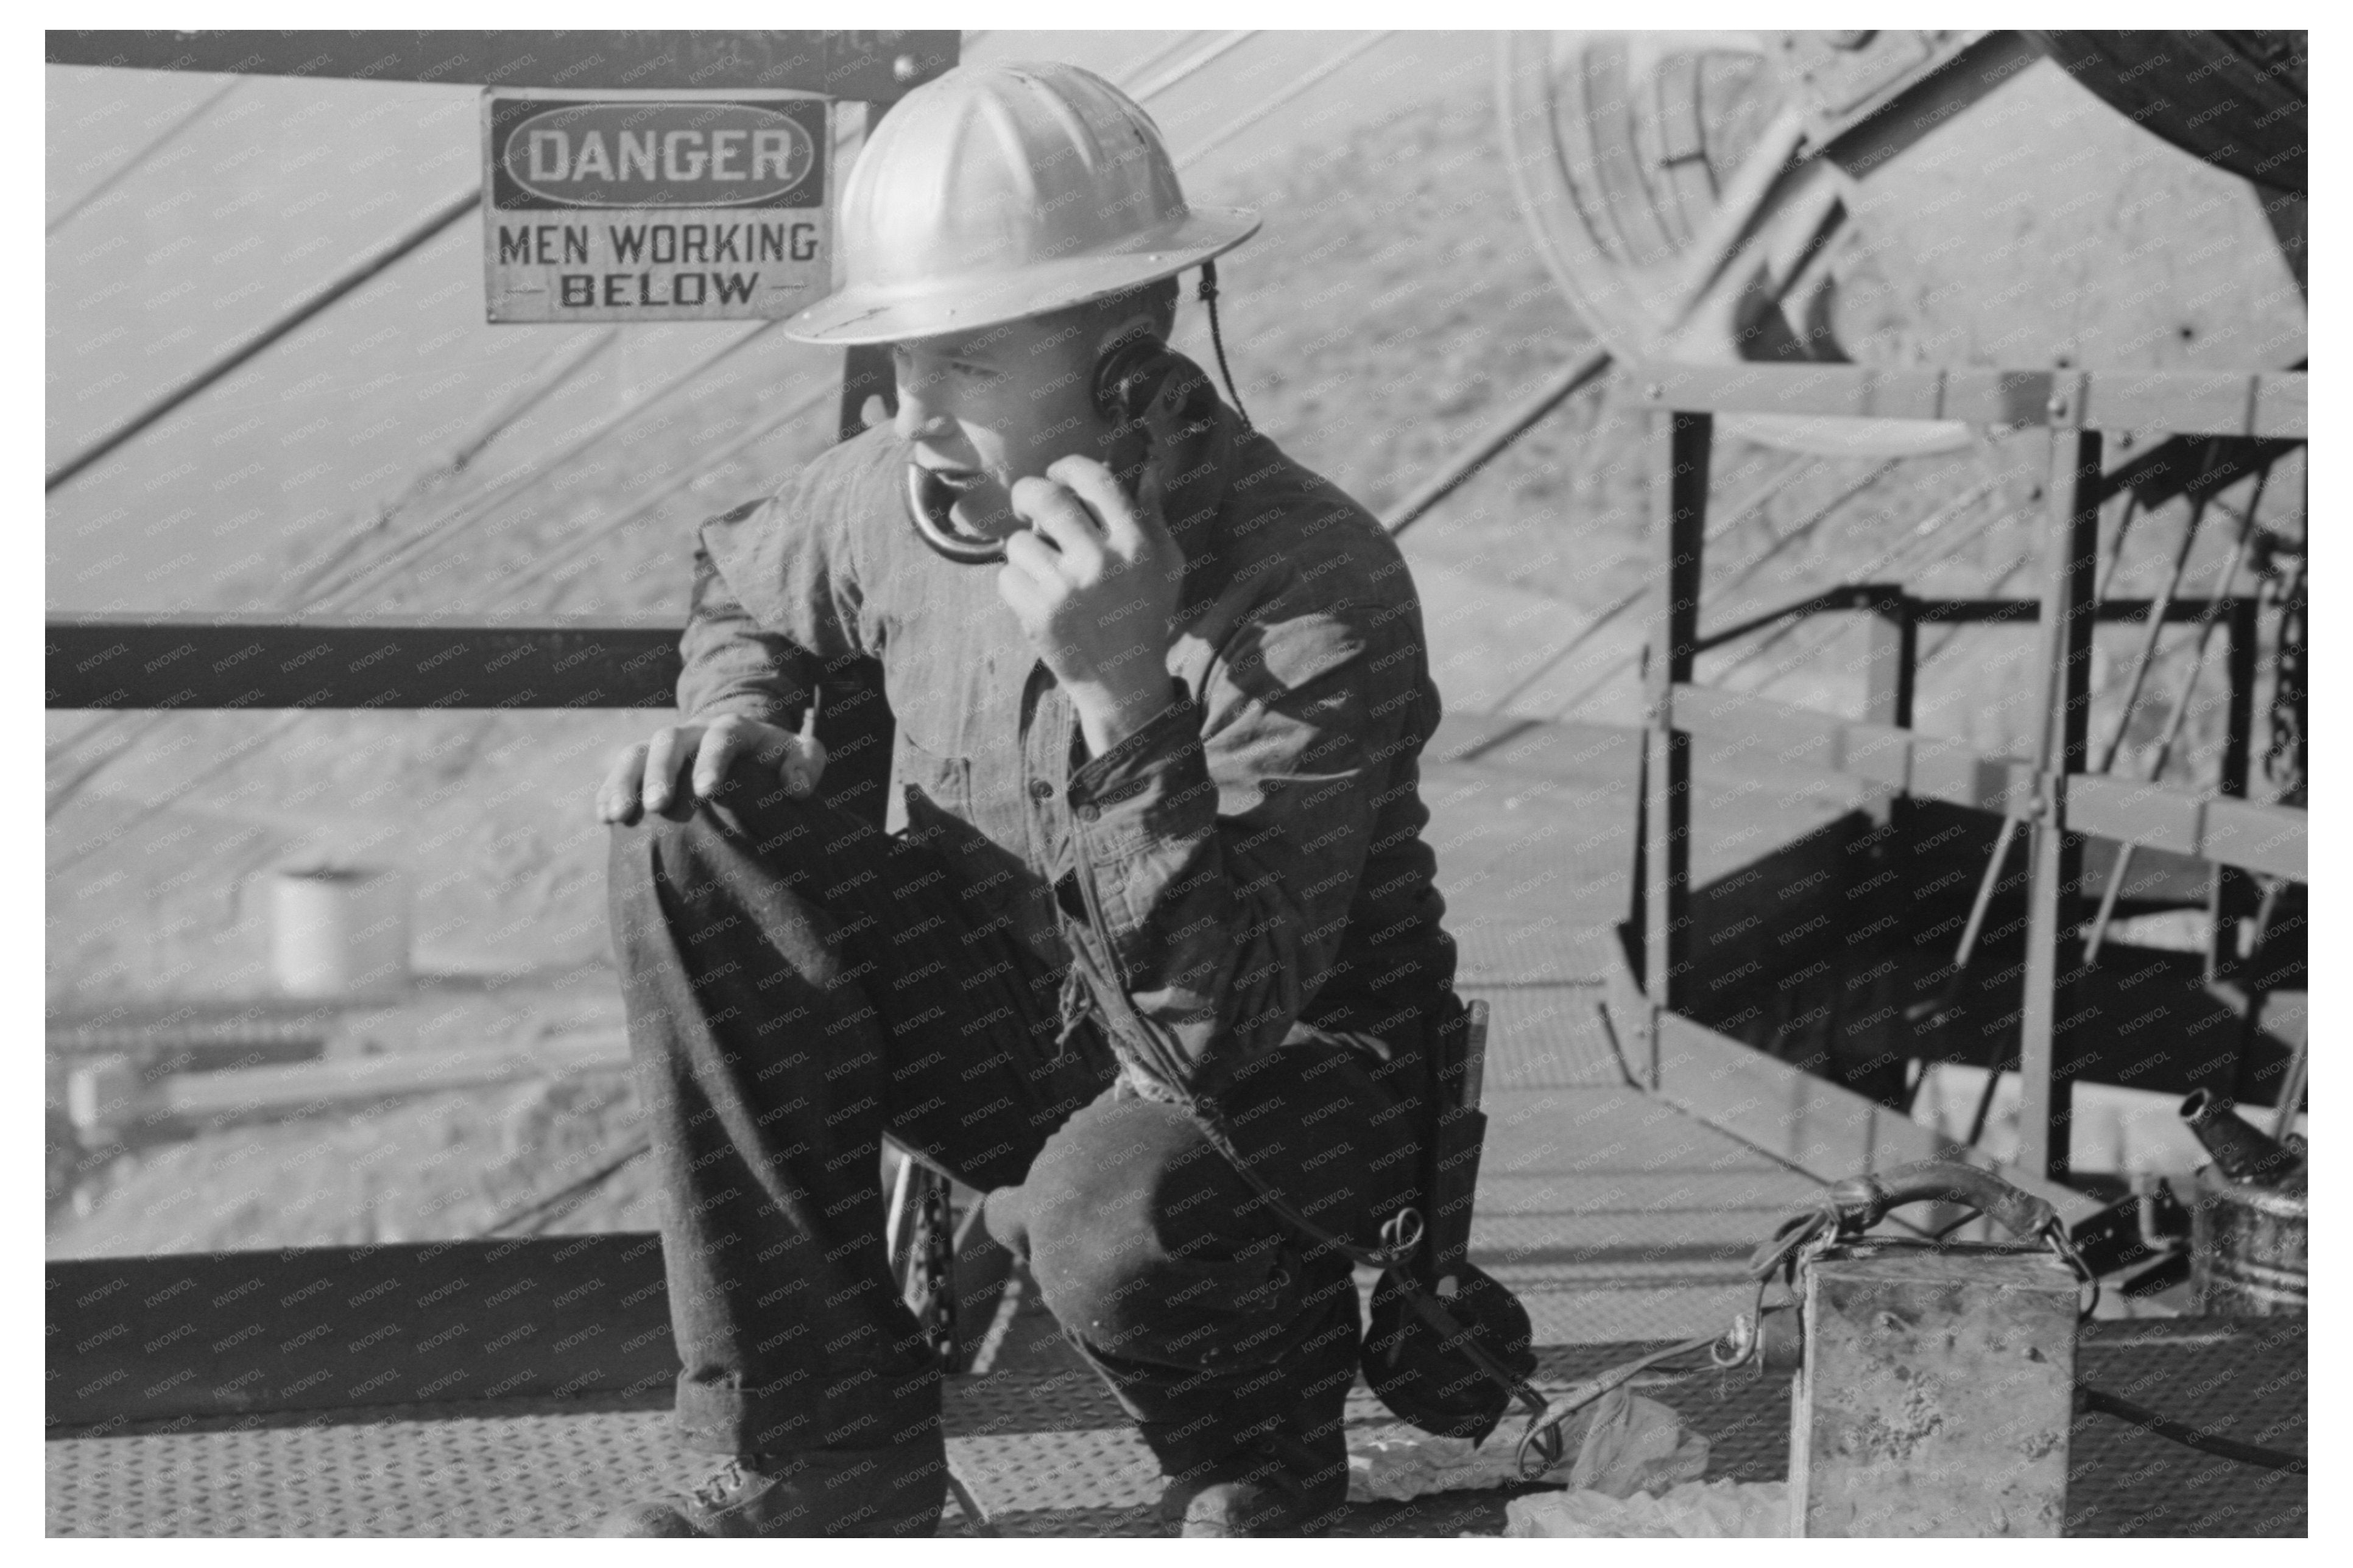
496,221,820,310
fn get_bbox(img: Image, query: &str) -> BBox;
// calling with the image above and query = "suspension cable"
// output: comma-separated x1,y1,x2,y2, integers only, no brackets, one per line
495,379,839,611
1109,32,1209,88
47,79,243,236
305,323,783,610
284,329,622,603
1477,451,1814,720
46,186,481,493
1129,30,1260,101
1176,32,1396,169
1543,455,1980,720
1711,462,2006,688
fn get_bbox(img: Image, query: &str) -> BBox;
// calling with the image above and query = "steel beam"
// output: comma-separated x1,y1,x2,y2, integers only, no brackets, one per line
2017,426,2103,1181
1643,412,1710,1087
43,30,959,97
46,614,682,710
2211,594,2261,979
1668,681,2306,881
1913,594,2259,624
1629,362,2306,440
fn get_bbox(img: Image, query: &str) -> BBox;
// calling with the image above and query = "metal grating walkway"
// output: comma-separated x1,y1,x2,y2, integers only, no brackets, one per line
47,1086,2305,1538
48,1324,2304,1536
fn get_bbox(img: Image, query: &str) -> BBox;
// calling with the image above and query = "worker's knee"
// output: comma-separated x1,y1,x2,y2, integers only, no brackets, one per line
609,786,824,886
604,792,842,986
1016,1095,1303,1363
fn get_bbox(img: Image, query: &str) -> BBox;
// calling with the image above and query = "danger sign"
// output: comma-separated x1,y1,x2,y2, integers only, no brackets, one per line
482,89,832,323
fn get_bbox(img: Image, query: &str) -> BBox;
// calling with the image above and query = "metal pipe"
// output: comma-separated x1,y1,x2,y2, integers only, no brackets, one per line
2227,873,2288,1106
1957,858,2023,1150
2083,477,2268,963
2090,491,2142,605
2270,1034,2309,1142
1908,803,2031,1105
1693,586,1876,655
2093,494,2209,776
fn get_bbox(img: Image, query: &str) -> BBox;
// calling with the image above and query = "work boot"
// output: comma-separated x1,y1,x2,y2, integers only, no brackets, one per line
1154,1422,1350,1538
596,1430,947,1538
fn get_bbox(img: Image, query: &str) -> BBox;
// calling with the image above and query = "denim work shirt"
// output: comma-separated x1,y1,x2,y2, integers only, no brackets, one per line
677,350,1459,1096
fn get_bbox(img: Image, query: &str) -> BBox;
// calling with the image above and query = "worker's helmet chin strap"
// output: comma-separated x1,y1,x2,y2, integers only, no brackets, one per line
1197,260,1253,435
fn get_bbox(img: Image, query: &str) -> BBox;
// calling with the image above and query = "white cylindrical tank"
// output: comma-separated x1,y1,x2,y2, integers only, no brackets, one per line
270,865,412,999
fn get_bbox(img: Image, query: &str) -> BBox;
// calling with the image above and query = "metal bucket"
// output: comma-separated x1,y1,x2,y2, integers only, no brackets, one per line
2189,1165,2307,1315
270,864,412,999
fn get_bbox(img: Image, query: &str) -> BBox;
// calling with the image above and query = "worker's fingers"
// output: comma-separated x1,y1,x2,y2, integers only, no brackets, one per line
997,560,1051,624
640,725,696,813
1045,454,1161,560
1025,496,1108,581
861,394,891,431
1009,474,1102,560
598,741,650,826
1001,526,1067,589
690,720,747,799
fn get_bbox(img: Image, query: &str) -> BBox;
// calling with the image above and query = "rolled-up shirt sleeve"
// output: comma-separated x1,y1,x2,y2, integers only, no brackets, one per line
674,451,878,722
1064,596,1406,1092
677,529,816,724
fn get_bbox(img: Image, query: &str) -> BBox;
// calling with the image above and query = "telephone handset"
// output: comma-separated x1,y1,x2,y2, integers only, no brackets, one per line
902,336,1177,564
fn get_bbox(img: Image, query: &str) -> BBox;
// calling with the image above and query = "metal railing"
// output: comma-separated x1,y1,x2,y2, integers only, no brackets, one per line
1626,360,2307,1187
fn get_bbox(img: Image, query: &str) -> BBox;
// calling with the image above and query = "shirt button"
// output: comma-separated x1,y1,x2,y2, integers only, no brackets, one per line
1029,779,1056,801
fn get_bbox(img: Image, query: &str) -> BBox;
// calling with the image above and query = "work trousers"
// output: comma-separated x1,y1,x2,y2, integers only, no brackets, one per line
607,767,1422,1462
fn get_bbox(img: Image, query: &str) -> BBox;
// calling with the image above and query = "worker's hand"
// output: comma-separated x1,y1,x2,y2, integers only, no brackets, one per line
1000,455,1184,756
596,711,825,826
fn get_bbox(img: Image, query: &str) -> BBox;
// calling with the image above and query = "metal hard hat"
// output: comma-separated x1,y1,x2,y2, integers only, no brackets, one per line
781,59,1260,345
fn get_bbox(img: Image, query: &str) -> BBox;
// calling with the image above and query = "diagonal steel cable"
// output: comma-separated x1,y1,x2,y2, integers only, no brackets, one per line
496,378,841,611
283,329,622,603
1719,466,2011,696
1542,455,1947,719
1129,31,1260,101
303,323,785,610
1176,32,1395,167
47,187,481,493
1476,451,1814,717
46,79,242,236
1106,31,1208,87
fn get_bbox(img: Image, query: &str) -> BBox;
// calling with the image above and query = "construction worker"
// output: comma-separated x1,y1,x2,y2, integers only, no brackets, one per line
595,59,1461,1537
